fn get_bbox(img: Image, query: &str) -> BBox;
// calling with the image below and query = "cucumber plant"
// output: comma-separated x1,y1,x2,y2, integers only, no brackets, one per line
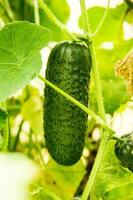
0,0,133,200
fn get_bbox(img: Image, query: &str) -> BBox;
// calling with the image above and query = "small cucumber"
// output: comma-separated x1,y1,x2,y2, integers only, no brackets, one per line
115,133,133,171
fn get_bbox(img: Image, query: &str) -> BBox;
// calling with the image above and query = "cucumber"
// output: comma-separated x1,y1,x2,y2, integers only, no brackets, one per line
115,133,133,171
44,41,91,165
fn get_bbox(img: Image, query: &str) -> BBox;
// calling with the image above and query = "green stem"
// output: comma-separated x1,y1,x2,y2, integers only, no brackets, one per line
3,0,14,21
38,75,113,133
81,133,109,200
33,0,40,25
91,0,110,38
1,102,9,152
80,0,106,121
79,0,109,199
38,0,79,41
116,6,127,42
89,44,106,121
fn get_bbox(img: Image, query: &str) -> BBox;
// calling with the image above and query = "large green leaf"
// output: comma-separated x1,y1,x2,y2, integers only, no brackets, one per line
0,21,51,102
79,4,126,45
91,140,133,200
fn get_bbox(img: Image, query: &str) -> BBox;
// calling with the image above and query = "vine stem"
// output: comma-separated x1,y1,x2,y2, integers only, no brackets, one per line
81,133,109,200
38,0,79,41
91,0,110,38
38,75,113,133
80,0,106,121
33,0,40,25
1,101,9,152
79,0,110,199
116,6,127,42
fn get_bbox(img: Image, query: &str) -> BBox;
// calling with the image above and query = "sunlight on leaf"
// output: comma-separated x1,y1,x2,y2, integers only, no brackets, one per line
0,21,51,102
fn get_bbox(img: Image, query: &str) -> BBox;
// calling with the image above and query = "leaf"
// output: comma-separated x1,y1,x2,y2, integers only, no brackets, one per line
90,140,133,200
9,0,70,41
0,108,8,129
79,4,126,45
0,21,51,102
104,183,133,200
43,159,85,200
90,39,133,114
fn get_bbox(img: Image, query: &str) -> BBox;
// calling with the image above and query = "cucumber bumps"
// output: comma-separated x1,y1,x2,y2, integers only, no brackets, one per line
115,133,133,171
44,42,91,165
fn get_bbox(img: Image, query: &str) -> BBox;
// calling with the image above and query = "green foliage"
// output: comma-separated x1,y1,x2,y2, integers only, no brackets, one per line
8,0,70,41
79,4,126,45
0,21,51,102
0,1,132,200
42,159,85,200
99,41,132,112
21,86,43,135
0,108,8,129
79,4,133,114
91,140,133,200
39,0,70,41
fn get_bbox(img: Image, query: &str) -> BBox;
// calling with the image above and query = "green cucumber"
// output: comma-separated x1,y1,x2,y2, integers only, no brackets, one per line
115,132,133,171
44,41,91,166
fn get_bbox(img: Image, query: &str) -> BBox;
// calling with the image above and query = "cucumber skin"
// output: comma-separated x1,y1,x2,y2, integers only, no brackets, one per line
44,42,91,166
115,133,133,171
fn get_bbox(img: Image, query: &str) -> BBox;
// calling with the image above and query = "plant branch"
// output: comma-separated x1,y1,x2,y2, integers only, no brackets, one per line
79,0,110,199
116,6,127,42
33,0,40,25
81,133,109,200
38,0,79,41
38,75,113,133
80,0,106,121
